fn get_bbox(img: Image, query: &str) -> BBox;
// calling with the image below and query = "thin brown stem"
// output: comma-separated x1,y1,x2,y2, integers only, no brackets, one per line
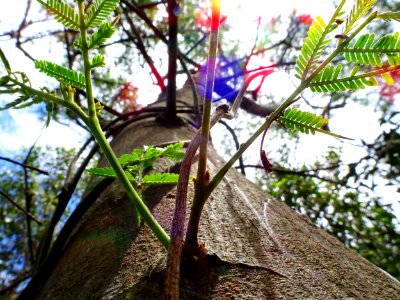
0,190,42,225
163,106,228,300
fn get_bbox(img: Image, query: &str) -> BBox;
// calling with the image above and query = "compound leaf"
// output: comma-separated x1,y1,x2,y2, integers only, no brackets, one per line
35,60,86,89
37,0,80,30
376,11,400,23
86,167,134,181
344,0,377,34
91,54,106,68
141,173,180,186
85,0,119,28
343,33,400,67
295,0,346,80
76,22,116,50
278,108,352,139
159,141,185,161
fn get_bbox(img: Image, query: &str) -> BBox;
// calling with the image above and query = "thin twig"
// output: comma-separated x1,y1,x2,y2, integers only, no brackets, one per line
165,0,179,120
0,156,49,175
218,120,246,175
163,106,228,300
0,190,42,225
22,142,37,267
121,6,165,91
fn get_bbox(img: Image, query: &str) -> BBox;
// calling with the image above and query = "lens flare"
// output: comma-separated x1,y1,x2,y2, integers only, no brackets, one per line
211,0,221,32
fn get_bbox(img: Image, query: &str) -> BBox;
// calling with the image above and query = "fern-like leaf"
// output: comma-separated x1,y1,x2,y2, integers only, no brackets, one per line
295,0,346,80
118,149,142,166
376,11,400,23
85,0,119,29
343,0,377,34
309,64,400,92
0,48,11,72
343,33,400,67
0,93,42,111
86,167,134,181
278,108,352,139
37,0,80,30
76,22,116,50
35,60,86,89
86,167,116,177
141,173,180,185
91,54,105,68
159,141,185,161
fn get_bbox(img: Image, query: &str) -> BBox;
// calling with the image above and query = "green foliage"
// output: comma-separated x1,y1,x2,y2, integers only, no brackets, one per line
85,0,120,29
76,22,116,50
141,173,180,185
295,1,345,80
344,0,377,34
343,33,400,67
37,0,80,31
91,54,106,68
0,47,11,72
376,11,400,22
87,142,184,186
0,71,45,111
309,64,379,92
0,147,83,289
34,60,86,89
86,166,134,180
117,141,185,167
295,0,400,94
0,91,43,111
278,108,351,139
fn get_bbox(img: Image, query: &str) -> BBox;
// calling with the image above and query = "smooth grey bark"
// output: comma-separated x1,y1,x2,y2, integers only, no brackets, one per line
35,89,400,299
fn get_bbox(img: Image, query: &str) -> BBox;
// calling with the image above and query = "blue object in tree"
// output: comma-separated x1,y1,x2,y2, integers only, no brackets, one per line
198,55,245,102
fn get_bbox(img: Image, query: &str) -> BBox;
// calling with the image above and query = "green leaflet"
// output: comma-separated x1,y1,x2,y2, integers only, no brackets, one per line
118,149,142,166
0,47,11,72
0,93,43,111
76,22,116,50
86,167,134,181
118,142,185,166
37,0,80,31
91,54,106,68
160,141,185,161
87,142,184,187
142,173,180,186
376,11,400,23
278,108,352,140
309,62,400,93
85,0,120,29
295,0,346,81
343,33,400,67
34,60,86,89
344,0,377,34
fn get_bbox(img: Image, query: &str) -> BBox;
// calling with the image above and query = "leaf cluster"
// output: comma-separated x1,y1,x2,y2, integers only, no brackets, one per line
344,0,377,34
343,32,400,67
295,0,400,93
32,0,119,90
87,142,185,187
0,53,47,112
35,60,86,89
295,1,346,80
278,108,351,139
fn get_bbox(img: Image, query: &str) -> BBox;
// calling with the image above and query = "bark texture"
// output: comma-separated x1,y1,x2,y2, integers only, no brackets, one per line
35,95,399,299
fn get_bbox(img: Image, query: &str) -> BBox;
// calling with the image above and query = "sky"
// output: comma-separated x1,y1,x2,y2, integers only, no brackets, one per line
0,0,399,210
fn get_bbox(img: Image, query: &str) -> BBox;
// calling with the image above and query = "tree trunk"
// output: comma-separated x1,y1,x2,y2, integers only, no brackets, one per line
26,88,400,299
